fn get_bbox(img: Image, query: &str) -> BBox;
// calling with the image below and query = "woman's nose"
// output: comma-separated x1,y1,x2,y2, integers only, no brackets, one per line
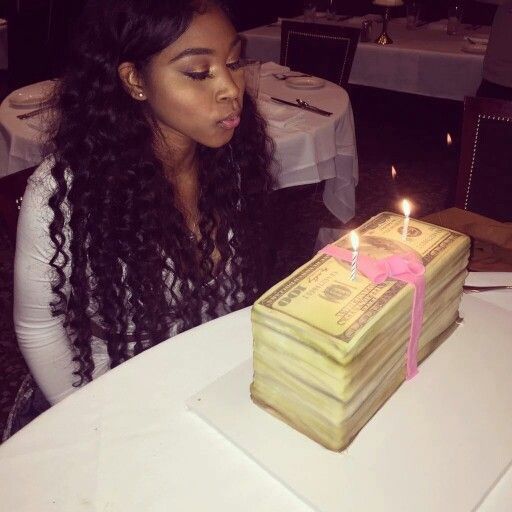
216,70,242,102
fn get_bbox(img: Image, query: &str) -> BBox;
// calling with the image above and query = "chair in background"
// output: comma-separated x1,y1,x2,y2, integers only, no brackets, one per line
454,96,512,222
280,21,360,88
0,166,36,242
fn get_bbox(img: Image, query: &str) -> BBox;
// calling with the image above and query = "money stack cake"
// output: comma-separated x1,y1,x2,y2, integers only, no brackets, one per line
251,212,470,451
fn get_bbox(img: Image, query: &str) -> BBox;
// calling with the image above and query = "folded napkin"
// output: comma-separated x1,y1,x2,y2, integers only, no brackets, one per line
362,13,383,23
392,16,407,25
24,108,55,132
26,117,46,132
423,208,512,271
268,17,289,26
343,16,364,27
260,61,290,77
426,19,448,30
257,96,304,130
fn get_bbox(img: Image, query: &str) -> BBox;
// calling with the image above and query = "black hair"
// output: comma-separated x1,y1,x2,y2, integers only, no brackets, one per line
46,0,274,383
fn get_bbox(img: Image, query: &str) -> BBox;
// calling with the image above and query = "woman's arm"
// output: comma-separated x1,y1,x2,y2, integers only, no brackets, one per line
13,163,78,405
476,0,509,5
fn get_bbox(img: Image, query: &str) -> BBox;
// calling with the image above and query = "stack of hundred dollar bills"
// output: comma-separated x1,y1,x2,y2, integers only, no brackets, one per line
251,212,470,451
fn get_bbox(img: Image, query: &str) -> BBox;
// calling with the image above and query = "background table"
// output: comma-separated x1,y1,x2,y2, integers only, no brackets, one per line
0,80,52,177
0,272,511,511
260,74,358,223
243,17,491,101
0,77,359,222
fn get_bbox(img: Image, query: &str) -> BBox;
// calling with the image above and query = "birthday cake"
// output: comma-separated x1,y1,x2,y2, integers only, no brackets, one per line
250,212,470,451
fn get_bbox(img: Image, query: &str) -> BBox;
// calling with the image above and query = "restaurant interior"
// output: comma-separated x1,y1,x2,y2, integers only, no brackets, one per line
0,1,511,507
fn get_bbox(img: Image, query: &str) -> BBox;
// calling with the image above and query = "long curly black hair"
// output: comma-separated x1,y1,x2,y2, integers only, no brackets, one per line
46,0,274,384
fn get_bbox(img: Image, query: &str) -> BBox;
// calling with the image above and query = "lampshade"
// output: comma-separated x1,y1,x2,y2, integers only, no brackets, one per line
373,0,403,6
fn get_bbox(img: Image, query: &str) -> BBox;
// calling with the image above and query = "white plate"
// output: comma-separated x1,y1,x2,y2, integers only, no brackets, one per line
9,81,55,108
461,42,487,55
285,76,325,90
465,35,489,45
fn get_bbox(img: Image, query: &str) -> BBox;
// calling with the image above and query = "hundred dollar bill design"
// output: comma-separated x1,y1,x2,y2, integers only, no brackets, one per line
258,212,468,342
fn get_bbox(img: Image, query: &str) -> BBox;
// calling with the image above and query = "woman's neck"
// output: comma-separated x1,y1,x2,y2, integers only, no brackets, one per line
158,141,200,234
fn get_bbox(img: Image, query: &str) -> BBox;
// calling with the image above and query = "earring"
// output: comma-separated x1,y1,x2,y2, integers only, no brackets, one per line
138,92,144,98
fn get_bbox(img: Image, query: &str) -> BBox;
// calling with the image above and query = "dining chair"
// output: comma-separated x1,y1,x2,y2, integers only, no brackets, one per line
280,21,360,88
0,166,36,242
454,96,512,222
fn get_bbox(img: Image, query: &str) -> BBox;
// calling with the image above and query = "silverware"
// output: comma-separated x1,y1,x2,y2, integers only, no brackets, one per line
17,104,52,120
296,98,333,116
462,284,512,293
270,96,332,116
272,73,312,80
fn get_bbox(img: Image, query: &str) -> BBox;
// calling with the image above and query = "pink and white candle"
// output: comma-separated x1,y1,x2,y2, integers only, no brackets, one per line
401,199,411,241
350,230,359,281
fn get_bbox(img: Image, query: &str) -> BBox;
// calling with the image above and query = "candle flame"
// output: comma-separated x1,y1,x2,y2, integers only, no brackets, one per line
402,199,411,218
350,230,359,251
391,165,397,179
446,133,452,146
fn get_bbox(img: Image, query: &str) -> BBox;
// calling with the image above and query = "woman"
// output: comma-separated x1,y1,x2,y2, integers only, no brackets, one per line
476,0,512,100
13,0,273,411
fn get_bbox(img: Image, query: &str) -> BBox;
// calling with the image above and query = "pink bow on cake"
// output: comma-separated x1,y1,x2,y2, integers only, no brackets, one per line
319,244,426,380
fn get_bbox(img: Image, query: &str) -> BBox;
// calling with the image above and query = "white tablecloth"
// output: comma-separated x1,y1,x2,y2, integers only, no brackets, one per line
0,272,511,511
260,74,358,223
0,80,52,177
0,77,358,222
243,17,491,101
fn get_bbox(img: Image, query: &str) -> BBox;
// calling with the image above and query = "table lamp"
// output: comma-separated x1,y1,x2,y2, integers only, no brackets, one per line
373,0,403,45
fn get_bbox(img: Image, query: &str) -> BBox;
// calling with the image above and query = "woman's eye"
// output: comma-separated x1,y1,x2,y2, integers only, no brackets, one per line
184,70,213,81
227,60,243,71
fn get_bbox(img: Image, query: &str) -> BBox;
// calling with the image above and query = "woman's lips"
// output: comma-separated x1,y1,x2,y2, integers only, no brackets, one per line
218,113,241,130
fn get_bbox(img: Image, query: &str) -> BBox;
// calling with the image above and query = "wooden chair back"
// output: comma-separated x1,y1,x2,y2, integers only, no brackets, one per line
455,96,512,222
280,21,360,88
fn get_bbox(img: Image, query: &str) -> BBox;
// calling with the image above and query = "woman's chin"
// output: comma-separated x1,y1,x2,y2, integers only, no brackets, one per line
203,131,236,149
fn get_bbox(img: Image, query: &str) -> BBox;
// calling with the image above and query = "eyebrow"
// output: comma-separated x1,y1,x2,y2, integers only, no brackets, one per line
169,35,242,63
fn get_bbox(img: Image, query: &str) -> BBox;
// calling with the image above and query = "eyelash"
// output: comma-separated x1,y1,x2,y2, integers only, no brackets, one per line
184,60,243,81
227,59,243,71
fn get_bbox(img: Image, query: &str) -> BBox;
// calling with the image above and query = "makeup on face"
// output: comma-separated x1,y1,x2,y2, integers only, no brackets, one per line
140,7,245,150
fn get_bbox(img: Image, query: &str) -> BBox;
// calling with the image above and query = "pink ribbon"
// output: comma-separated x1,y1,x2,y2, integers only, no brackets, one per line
319,245,426,380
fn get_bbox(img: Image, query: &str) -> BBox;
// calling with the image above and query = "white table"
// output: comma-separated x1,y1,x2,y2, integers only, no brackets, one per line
0,77,358,222
0,272,511,511
260,73,358,223
0,80,53,177
243,16,491,101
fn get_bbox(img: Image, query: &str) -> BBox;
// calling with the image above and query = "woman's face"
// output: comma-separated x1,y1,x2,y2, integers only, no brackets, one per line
139,6,245,150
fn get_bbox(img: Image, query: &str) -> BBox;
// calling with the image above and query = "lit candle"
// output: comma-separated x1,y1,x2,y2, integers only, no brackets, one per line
350,230,359,281
391,165,399,201
446,132,452,146
402,199,411,241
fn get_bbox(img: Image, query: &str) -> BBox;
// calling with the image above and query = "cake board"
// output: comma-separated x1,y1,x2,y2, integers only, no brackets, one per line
187,295,512,512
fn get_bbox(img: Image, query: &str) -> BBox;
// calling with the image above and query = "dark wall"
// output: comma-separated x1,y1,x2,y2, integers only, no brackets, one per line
227,0,498,30
6,0,87,88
